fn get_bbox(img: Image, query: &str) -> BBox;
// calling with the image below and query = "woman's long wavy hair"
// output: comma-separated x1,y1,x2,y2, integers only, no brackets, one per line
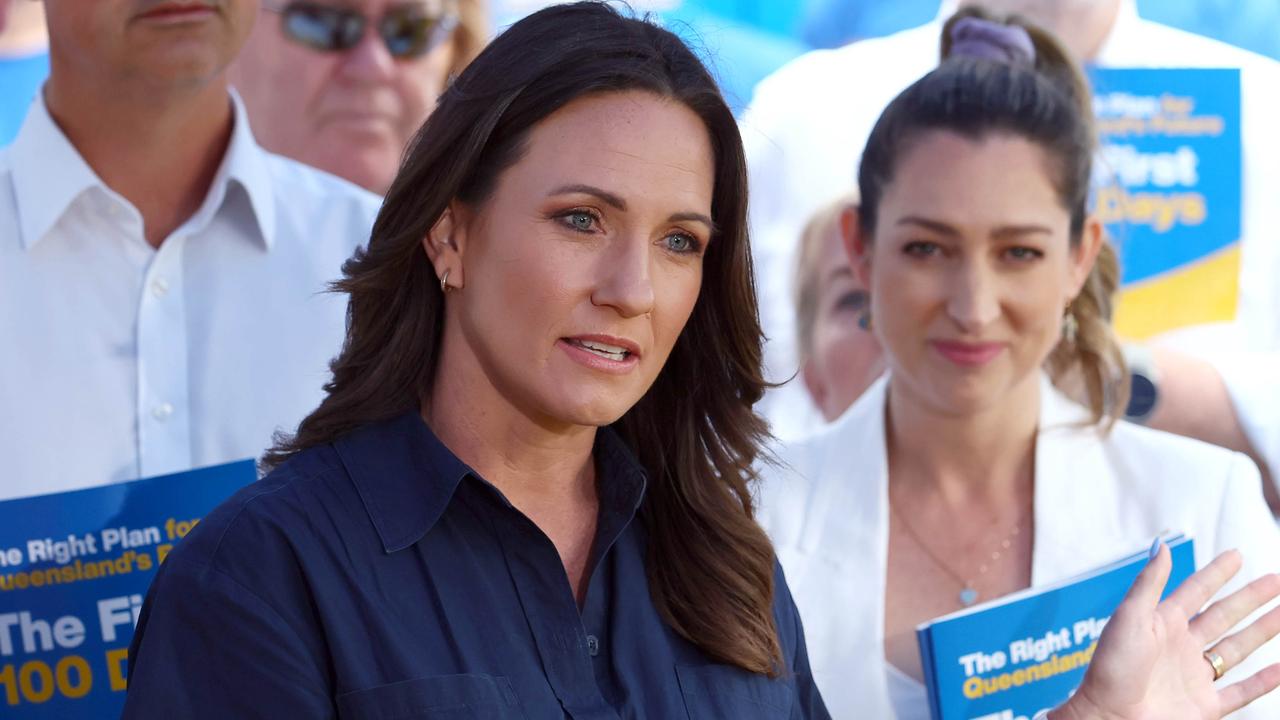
858,6,1129,426
264,2,783,676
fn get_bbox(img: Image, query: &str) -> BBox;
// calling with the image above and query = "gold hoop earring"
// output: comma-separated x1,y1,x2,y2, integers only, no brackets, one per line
440,269,452,294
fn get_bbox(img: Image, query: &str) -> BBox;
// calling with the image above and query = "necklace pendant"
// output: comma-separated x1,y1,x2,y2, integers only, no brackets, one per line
959,587,978,607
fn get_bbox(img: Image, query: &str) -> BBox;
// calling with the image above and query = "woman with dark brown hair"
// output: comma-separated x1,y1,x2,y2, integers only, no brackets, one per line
123,3,1279,719
124,3,819,717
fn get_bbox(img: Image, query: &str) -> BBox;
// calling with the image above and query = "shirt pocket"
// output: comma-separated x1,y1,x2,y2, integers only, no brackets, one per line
336,673,527,720
675,664,795,719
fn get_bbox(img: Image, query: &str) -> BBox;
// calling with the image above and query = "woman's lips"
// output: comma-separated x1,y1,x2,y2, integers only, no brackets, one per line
137,3,216,24
558,335,641,375
930,340,1006,367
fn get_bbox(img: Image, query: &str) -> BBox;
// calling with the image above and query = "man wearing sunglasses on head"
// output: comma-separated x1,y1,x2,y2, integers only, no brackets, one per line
0,0,383,501
229,0,486,194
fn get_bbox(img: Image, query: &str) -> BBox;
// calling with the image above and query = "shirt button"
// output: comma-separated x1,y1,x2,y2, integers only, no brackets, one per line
152,403,174,421
586,634,599,657
150,278,169,298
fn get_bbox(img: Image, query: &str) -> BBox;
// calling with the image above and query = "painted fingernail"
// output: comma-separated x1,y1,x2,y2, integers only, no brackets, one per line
1149,537,1163,560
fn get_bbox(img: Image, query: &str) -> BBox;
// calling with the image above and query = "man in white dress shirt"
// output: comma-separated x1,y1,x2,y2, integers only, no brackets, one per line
0,0,381,500
742,0,1280,489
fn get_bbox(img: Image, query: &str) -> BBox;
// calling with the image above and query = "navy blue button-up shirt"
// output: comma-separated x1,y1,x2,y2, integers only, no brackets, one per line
124,411,829,719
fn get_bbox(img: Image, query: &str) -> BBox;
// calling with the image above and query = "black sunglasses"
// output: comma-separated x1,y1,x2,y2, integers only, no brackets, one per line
266,2,459,59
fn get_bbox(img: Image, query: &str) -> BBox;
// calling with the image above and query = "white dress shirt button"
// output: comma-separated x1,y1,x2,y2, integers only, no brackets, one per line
152,403,174,421
150,278,169,298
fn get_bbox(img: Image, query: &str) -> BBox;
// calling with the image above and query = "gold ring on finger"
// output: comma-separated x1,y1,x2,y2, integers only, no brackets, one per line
1204,649,1227,681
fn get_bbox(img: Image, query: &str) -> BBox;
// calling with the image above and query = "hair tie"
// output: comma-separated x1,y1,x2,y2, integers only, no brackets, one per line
949,16,1036,66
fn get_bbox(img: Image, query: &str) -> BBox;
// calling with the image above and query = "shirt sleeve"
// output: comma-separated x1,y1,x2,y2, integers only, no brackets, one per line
1212,350,1280,482
122,555,333,719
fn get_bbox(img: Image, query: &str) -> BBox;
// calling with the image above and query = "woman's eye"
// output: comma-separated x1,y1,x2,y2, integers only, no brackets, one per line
903,241,940,257
834,289,868,312
1005,246,1044,261
664,233,701,254
555,209,600,233
565,211,596,232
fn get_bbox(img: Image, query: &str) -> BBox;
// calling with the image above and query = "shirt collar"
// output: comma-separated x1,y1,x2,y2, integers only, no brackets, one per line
9,90,100,252
10,88,277,252
216,89,278,250
334,411,649,554
586,426,649,559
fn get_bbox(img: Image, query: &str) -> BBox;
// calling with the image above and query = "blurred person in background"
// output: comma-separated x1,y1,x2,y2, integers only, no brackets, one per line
743,0,1280,495
0,0,380,500
798,0,1280,60
793,193,884,424
759,10,1280,718
0,0,47,145
229,0,487,193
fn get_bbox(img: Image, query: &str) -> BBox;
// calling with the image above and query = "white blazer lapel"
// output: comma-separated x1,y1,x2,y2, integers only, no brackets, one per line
1031,376,1130,584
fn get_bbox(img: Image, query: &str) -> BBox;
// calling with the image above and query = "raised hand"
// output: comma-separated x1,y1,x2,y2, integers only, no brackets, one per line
1051,543,1280,720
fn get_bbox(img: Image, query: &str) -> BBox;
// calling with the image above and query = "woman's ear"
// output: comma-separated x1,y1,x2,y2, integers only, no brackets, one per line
1069,215,1106,297
840,203,872,288
422,201,469,291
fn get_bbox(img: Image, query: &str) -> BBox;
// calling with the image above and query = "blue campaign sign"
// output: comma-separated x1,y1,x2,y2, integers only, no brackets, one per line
1089,67,1243,340
0,461,255,718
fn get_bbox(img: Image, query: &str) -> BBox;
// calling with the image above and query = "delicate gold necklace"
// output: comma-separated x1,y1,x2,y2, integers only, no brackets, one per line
888,490,1023,608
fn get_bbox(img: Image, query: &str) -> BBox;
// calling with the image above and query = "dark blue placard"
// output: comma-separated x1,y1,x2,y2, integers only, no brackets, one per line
0,460,255,718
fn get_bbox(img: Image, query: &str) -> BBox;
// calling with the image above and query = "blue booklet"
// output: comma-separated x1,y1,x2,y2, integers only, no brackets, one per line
916,534,1195,720
0,460,255,719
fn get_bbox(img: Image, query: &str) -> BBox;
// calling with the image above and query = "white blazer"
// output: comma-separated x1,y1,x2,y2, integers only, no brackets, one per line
758,375,1280,720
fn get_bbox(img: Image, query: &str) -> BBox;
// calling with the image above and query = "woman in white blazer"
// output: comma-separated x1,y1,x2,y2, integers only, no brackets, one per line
763,376,1280,719
758,8,1280,720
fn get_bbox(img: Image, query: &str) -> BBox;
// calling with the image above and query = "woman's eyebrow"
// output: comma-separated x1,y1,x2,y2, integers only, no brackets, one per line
823,266,854,285
550,184,716,233
896,216,1053,239
669,211,716,233
549,184,627,210
896,216,958,236
992,224,1053,239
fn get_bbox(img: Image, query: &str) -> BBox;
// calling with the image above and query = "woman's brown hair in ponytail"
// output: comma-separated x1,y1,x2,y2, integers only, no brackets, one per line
859,4,1129,426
